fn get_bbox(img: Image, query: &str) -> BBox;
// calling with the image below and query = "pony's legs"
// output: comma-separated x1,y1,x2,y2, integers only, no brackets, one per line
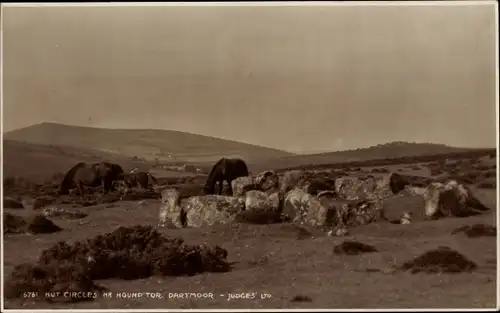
218,179,224,195
103,179,112,194
138,179,147,191
77,182,85,197
110,181,117,192
99,179,112,195
101,180,106,194
226,179,233,196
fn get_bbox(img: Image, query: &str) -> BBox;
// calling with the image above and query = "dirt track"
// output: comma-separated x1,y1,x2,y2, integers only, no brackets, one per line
3,160,498,309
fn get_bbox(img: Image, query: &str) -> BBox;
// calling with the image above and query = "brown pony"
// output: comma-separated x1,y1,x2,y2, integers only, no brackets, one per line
204,158,249,195
116,172,158,193
59,162,124,196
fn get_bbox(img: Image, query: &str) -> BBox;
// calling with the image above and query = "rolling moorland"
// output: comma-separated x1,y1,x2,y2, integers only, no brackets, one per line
3,122,295,163
3,122,495,178
1,123,498,309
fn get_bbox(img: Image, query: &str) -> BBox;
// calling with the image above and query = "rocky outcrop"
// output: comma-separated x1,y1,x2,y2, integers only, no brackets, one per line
337,199,385,227
334,175,392,201
244,190,280,212
183,195,246,228
231,176,257,197
158,188,183,228
254,170,280,193
282,188,384,229
280,170,308,193
282,188,337,227
405,180,491,219
235,190,283,224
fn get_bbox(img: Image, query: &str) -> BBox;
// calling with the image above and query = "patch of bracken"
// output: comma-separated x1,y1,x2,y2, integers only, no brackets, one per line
333,240,378,255
476,179,496,189
451,224,496,238
4,262,105,303
4,213,62,234
399,246,477,274
4,213,27,234
5,225,230,302
26,214,63,234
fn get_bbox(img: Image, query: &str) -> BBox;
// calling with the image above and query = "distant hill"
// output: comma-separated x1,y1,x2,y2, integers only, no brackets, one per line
2,139,151,181
5,124,492,178
249,141,488,171
4,122,295,163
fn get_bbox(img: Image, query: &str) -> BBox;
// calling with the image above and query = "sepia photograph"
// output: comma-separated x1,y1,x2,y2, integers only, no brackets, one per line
1,1,498,310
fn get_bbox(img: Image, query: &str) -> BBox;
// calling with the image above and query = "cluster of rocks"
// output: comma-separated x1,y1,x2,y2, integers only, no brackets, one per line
157,169,492,235
5,167,490,238
159,170,385,234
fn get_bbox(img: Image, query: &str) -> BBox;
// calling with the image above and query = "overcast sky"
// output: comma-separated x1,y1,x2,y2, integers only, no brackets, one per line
2,3,497,153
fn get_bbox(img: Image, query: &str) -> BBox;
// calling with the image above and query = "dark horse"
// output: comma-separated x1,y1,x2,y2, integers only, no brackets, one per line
117,172,158,191
204,158,249,195
59,162,125,196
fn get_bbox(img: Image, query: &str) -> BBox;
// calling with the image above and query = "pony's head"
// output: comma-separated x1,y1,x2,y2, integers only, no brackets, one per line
115,172,126,181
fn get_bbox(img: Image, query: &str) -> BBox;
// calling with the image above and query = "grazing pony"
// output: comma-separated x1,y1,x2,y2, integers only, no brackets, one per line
116,171,158,193
204,158,249,195
59,162,124,196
